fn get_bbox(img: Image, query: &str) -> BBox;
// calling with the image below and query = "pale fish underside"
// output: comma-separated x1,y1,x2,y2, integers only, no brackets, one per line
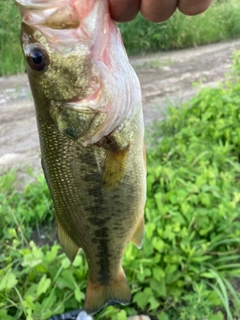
16,0,146,315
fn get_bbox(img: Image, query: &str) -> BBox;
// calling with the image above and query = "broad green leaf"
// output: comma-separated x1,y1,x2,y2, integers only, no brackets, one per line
148,296,160,311
133,291,148,310
24,284,38,299
73,255,83,267
0,270,17,291
74,286,85,302
157,311,169,320
61,257,71,269
37,275,51,297
207,291,221,306
133,288,152,310
22,254,42,268
152,237,165,251
153,267,165,281
41,294,57,311
145,222,156,239
23,296,35,312
150,278,166,297
208,311,224,320
45,245,60,263
116,310,127,320
0,310,15,320
59,270,76,290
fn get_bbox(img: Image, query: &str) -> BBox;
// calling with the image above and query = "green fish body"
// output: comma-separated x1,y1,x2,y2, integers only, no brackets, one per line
16,0,146,314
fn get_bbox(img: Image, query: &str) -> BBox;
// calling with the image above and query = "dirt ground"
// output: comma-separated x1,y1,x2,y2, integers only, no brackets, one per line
1,39,240,177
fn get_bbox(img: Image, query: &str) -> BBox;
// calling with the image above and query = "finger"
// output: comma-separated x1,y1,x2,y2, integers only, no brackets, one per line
108,0,140,22
178,0,213,15
141,0,178,22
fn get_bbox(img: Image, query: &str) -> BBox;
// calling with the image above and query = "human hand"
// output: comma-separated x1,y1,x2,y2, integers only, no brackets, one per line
109,0,213,22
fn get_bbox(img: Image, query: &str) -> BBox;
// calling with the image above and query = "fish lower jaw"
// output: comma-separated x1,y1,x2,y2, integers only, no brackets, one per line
64,101,92,112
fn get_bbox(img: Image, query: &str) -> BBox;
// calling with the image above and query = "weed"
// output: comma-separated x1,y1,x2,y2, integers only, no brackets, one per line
119,0,240,55
0,0,25,76
2,35,240,320
1,0,240,75
1,57,240,318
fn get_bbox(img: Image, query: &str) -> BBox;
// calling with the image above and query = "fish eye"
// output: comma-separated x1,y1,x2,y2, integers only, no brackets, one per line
27,47,48,71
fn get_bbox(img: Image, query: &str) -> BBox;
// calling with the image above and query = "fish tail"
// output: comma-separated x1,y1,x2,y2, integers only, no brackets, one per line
84,268,132,315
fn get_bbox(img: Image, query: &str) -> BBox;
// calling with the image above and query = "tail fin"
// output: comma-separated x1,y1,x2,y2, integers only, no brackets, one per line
84,268,131,315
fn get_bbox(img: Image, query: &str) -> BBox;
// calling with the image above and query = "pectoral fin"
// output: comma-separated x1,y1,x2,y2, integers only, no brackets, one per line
103,146,129,190
130,217,145,249
56,218,79,263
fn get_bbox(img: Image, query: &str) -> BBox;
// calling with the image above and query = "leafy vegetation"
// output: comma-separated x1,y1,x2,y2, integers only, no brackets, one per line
120,0,240,55
1,0,240,76
0,0,25,76
0,171,53,241
2,52,240,319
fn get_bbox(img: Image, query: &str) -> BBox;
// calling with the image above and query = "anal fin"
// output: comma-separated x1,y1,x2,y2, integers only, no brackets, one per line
130,217,145,249
56,218,79,263
84,267,131,315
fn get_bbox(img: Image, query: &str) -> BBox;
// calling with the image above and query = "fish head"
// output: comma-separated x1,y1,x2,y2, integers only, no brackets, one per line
20,23,96,105
16,0,102,105
16,0,142,144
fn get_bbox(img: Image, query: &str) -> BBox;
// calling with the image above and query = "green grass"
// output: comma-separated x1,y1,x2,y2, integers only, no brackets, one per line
1,0,240,76
0,0,25,76
120,0,240,55
2,52,240,319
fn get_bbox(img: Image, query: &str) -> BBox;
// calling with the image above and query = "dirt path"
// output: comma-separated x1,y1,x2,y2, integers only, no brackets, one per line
1,39,240,175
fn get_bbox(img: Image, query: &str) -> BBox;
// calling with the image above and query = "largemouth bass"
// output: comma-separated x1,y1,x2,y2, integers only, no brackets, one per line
16,0,146,314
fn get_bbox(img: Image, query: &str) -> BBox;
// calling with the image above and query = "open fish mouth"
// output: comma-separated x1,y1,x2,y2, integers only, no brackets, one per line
17,0,142,143
16,0,81,29
63,100,93,112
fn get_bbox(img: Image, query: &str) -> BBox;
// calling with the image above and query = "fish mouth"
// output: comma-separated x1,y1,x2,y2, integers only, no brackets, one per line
16,0,81,29
66,96,83,104
64,100,91,112
51,98,92,113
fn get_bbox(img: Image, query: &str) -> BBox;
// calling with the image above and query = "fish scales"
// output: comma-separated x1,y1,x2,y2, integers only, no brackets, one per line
16,0,146,315
38,112,144,277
